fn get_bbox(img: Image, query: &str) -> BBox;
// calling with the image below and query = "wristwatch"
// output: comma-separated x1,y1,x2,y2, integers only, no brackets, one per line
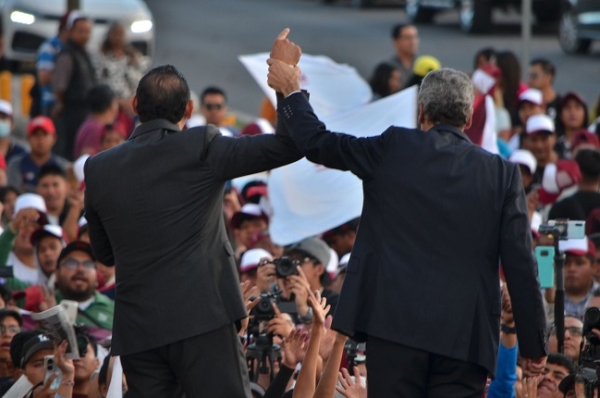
501,323,517,334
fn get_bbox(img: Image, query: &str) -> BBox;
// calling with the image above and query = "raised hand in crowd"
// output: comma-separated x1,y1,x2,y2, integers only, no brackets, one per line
9,207,39,234
54,340,75,397
37,284,57,312
281,329,307,369
314,331,348,398
270,28,302,66
318,315,337,363
257,258,276,292
239,280,260,337
336,367,367,398
292,287,330,398
514,375,541,398
267,302,295,338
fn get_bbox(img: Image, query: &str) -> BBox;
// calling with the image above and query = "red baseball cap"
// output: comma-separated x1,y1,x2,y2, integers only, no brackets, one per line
27,116,56,136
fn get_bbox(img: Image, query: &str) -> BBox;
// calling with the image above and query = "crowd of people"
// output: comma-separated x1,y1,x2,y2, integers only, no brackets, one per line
0,12,593,398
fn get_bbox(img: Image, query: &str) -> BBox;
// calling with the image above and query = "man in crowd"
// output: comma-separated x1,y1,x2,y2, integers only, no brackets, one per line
522,114,558,184
231,203,269,258
536,353,575,398
84,51,302,394
267,33,547,396
561,237,598,319
30,224,65,286
7,116,69,193
508,149,537,192
33,12,69,117
549,149,600,220
53,12,96,160
389,24,419,87
321,217,359,257
19,333,54,386
528,59,561,123
36,164,80,227
74,84,123,158
238,247,272,286
73,327,100,398
547,316,583,363
517,88,546,132
200,86,237,136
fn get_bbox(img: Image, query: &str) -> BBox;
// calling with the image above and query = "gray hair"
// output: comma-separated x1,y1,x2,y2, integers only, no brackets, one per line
417,68,474,128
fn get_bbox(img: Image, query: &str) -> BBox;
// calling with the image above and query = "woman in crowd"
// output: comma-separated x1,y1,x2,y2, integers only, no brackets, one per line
556,92,590,157
368,63,401,100
496,51,527,128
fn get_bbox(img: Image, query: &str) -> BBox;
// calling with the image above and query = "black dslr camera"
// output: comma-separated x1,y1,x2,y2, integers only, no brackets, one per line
272,256,300,278
251,293,277,321
584,308,600,346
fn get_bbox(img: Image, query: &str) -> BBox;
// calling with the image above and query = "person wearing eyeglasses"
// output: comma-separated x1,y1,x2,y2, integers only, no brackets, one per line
200,86,238,137
0,309,21,382
547,316,584,363
43,241,114,331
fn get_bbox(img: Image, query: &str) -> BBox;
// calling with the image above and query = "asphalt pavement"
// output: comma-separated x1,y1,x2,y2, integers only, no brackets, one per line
145,0,600,117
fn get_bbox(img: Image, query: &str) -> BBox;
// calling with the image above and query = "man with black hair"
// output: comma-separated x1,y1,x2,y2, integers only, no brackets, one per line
536,353,574,398
549,149,600,220
389,24,419,87
200,86,238,136
74,84,123,158
84,52,302,395
36,164,72,226
53,13,96,160
322,217,359,257
7,116,69,193
528,59,561,123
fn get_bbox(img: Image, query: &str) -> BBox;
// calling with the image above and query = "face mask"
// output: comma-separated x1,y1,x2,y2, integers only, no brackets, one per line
0,120,11,138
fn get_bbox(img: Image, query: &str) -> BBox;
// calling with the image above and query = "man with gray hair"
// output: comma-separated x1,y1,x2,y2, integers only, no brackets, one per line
266,32,547,397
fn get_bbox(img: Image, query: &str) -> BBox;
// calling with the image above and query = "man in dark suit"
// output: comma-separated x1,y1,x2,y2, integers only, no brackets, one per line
84,61,302,396
267,35,548,397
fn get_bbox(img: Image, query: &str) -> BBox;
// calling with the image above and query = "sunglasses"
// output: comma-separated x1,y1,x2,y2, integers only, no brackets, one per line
204,103,224,111
61,258,96,270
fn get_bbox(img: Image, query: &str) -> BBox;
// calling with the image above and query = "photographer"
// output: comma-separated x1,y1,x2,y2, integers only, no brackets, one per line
269,237,339,325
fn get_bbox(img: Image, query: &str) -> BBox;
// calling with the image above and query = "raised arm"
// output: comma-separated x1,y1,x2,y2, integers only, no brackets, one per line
267,58,389,180
499,163,547,372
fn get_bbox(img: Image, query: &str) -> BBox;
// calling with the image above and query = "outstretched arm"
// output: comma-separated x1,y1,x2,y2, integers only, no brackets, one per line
268,58,390,180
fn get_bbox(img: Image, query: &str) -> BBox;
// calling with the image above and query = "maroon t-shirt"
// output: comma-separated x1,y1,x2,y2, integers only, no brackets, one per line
74,118,126,158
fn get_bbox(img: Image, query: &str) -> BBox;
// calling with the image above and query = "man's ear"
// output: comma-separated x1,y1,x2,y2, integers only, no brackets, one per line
131,96,138,116
184,99,194,120
464,109,474,130
418,103,425,125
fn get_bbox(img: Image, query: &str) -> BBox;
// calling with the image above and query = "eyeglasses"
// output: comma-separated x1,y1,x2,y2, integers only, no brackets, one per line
204,103,224,111
61,258,96,270
550,326,583,337
0,325,20,335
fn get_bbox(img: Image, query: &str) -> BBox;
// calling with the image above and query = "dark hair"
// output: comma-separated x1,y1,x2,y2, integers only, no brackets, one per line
369,63,399,99
473,47,496,70
0,284,12,306
547,353,576,375
88,85,116,114
74,325,98,357
101,22,139,59
391,24,414,40
38,163,67,181
575,149,600,182
496,51,522,112
201,86,227,104
0,186,20,203
0,309,22,326
241,180,267,205
98,354,111,386
530,58,556,79
560,95,590,132
10,330,41,369
135,65,190,124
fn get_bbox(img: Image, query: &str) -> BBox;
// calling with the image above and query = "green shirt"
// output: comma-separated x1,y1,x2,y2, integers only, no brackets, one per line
56,290,114,331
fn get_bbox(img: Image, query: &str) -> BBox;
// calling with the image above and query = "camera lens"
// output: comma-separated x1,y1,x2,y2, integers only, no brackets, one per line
586,308,600,325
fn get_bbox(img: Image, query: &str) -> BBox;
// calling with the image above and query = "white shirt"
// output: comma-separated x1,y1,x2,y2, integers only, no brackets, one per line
7,251,38,285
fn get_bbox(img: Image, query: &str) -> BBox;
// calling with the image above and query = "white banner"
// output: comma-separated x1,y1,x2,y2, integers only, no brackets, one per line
268,86,418,245
239,53,372,117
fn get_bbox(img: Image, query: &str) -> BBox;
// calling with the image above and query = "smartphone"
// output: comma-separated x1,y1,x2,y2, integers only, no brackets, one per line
43,355,61,390
547,220,586,240
536,246,555,289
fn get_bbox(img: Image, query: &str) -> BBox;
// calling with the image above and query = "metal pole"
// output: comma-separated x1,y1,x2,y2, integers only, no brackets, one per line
521,0,532,78
67,0,80,11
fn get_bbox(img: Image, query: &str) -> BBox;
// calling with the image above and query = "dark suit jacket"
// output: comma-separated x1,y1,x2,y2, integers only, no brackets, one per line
279,92,547,376
84,116,302,356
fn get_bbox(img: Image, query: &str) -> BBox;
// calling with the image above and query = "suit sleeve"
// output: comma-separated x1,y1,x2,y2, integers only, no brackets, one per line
84,160,115,267
500,164,547,359
278,92,390,180
203,94,303,181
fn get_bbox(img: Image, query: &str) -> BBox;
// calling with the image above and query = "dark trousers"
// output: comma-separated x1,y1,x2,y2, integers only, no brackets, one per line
366,336,488,398
121,323,251,398
54,103,88,160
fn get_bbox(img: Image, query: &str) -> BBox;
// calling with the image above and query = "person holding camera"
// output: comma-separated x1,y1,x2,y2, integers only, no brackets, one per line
267,30,547,397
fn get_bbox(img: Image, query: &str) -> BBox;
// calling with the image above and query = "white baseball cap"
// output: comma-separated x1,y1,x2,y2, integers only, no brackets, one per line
239,248,272,273
518,88,544,107
14,193,47,217
559,237,593,256
526,114,555,135
509,149,537,174
0,100,13,117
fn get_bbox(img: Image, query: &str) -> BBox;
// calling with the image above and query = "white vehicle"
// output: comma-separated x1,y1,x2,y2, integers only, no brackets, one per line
0,0,154,64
